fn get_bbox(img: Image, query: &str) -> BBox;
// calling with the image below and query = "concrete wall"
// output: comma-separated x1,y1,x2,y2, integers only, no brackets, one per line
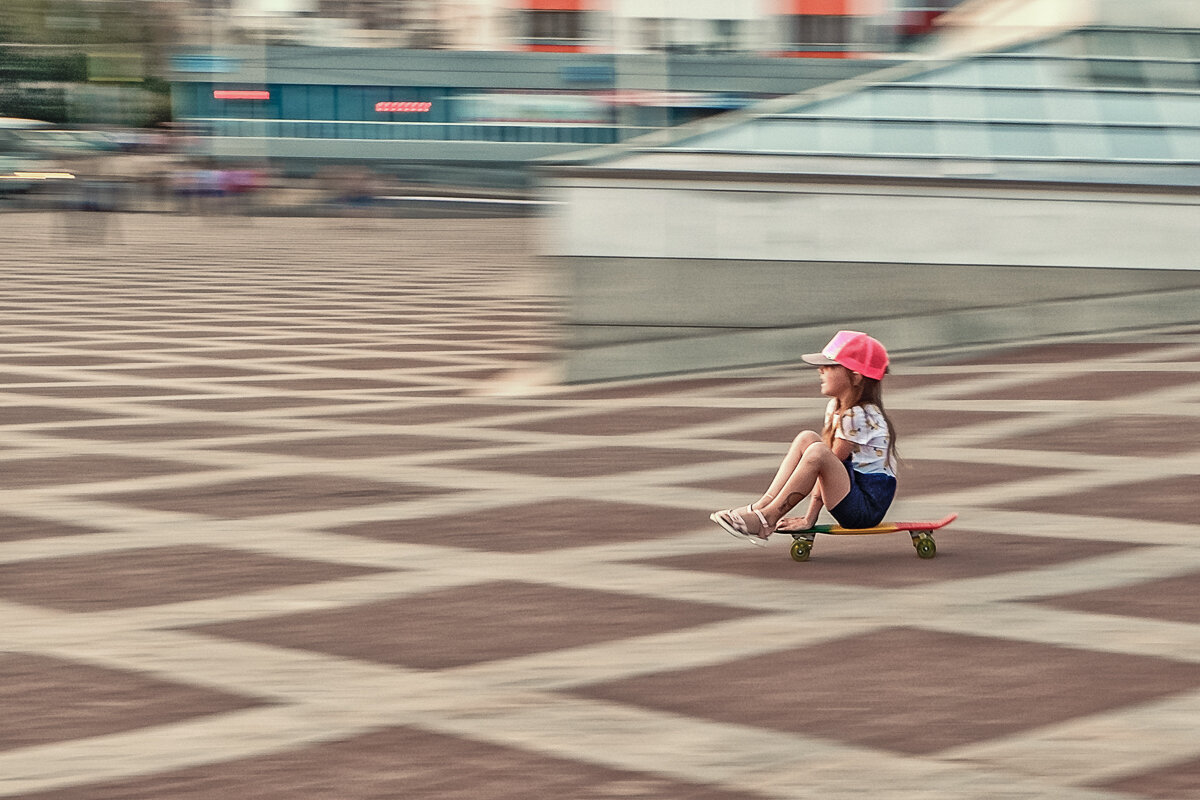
549,178,1200,270
545,172,1200,381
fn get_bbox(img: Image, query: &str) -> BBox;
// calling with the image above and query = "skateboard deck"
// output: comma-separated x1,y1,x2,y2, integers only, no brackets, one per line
784,513,957,562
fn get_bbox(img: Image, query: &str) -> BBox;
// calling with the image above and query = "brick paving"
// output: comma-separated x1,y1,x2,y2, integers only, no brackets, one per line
2,211,1200,799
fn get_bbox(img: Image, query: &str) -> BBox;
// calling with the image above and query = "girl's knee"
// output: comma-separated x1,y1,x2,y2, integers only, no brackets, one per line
799,440,836,465
792,430,821,450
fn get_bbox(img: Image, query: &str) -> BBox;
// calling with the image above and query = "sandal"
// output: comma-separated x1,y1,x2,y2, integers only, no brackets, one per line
710,506,773,547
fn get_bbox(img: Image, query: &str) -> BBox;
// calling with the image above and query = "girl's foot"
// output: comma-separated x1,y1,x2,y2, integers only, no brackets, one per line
710,506,773,547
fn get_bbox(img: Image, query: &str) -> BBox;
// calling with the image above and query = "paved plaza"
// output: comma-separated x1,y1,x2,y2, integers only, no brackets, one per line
2,211,1199,799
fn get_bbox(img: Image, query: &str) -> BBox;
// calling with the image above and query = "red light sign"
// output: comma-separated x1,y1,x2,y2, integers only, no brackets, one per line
213,89,270,100
375,101,432,113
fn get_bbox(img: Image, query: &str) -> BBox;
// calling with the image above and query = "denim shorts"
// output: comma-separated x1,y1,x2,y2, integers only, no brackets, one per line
828,458,896,529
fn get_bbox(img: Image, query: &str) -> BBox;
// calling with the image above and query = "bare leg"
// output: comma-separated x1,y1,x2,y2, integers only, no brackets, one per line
754,430,821,509
712,433,848,543
778,484,825,532
759,441,851,529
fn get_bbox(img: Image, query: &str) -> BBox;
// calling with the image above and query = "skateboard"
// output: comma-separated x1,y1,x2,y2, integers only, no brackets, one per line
784,513,957,562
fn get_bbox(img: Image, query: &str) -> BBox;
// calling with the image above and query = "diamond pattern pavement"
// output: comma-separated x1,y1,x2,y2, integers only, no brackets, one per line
2,212,1200,798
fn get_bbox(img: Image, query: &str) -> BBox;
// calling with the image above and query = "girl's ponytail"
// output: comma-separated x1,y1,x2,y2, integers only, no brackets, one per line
821,368,898,468
858,373,899,469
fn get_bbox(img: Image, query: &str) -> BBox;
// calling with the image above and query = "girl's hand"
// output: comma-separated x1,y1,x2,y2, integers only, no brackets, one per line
776,516,816,532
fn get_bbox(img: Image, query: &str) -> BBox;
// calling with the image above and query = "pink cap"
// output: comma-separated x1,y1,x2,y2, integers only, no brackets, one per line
801,330,889,380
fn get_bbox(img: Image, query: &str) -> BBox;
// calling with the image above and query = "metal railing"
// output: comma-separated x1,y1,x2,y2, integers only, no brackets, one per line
188,118,659,145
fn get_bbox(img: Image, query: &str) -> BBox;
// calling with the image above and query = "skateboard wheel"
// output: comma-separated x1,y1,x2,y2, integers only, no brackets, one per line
913,534,936,559
790,539,812,562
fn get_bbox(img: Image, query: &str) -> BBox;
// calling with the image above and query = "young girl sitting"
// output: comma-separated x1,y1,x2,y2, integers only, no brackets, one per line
710,330,898,546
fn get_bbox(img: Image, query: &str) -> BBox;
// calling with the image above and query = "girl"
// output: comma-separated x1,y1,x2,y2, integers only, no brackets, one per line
710,330,897,545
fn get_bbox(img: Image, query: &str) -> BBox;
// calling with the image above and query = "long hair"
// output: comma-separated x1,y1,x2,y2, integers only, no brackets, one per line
821,369,899,468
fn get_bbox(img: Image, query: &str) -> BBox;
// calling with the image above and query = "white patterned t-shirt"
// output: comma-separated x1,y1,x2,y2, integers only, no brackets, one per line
825,400,894,477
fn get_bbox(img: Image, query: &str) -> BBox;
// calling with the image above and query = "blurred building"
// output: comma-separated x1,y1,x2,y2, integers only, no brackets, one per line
165,1,974,177
165,0,966,54
167,47,902,181
543,0,1200,381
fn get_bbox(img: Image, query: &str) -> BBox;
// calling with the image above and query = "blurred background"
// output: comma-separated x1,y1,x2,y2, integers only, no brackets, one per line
3,0,1199,380
0,0,964,201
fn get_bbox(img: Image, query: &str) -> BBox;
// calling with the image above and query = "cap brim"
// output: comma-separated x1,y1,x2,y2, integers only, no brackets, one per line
801,353,837,368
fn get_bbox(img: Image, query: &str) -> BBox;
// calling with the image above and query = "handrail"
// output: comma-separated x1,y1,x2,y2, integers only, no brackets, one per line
184,117,661,145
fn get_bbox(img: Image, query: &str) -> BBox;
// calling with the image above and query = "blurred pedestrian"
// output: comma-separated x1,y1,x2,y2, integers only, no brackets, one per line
62,153,124,244
329,166,379,221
